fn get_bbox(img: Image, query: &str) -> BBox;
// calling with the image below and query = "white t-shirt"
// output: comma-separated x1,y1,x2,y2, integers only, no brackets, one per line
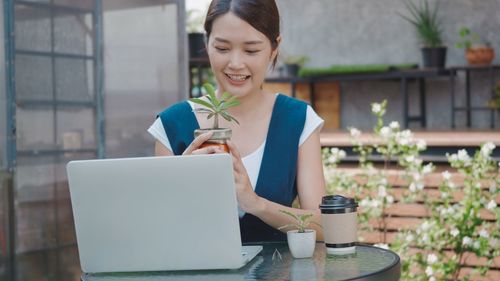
147,98,324,217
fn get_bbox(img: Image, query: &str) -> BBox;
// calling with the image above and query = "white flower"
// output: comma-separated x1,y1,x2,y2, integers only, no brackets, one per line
425,266,434,276
409,183,417,192
405,155,415,163
379,126,391,139
412,172,421,181
450,228,460,237
427,253,438,264
378,185,387,197
405,234,415,243
421,233,429,244
349,127,361,138
429,277,436,281
462,236,472,246
442,171,451,180
416,139,426,150
389,121,399,130
421,221,431,231
473,241,481,249
481,142,495,157
422,163,433,174
440,192,449,200
479,229,489,238
371,103,382,114
386,195,394,204
457,149,471,164
448,181,456,189
374,243,389,249
416,182,424,190
360,198,370,208
486,200,497,210
490,183,497,193
371,199,380,208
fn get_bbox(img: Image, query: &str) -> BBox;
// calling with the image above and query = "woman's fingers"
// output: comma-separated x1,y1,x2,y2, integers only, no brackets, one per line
182,131,213,155
191,146,224,155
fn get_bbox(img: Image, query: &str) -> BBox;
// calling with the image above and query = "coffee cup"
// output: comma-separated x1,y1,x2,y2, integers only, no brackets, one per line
319,195,358,255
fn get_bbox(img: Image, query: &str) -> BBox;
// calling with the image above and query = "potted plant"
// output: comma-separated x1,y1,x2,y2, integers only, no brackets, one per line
281,55,309,77
190,83,240,153
399,0,447,68
278,210,319,258
187,9,207,59
455,26,495,65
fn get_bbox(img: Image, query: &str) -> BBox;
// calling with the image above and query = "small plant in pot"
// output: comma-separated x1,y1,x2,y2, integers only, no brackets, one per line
282,55,309,77
278,210,320,259
455,26,495,65
190,83,240,153
399,0,447,68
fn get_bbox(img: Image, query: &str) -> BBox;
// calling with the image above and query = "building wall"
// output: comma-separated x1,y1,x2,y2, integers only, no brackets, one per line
0,1,6,169
276,0,500,129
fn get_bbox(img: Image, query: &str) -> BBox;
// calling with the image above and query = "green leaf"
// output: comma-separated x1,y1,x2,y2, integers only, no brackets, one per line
190,98,215,110
203,83,220,107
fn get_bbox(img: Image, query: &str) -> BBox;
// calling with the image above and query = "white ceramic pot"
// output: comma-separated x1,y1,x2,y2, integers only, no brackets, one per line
286,230,316,258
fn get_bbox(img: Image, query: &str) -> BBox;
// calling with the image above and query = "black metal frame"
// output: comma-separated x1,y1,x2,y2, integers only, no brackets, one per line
449,65,499,129
266,68,452,128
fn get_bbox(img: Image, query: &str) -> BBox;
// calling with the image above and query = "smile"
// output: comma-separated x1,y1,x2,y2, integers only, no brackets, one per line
225,73,250,82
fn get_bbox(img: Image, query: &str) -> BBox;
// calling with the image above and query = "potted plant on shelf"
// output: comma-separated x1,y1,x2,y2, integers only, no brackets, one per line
190,83,240,153
187,9,207,59
282,55,309,77
455,26,495,65
399,0,447,68
278,210,319,258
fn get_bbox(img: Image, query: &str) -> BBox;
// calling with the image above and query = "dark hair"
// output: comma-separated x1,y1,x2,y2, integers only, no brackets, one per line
204,0,280,67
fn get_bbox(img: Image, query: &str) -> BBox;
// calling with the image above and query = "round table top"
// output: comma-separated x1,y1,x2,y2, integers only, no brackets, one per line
83,242,400,281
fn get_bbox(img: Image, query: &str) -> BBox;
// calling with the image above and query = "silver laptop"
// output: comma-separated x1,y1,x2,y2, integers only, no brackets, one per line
67,154,262,273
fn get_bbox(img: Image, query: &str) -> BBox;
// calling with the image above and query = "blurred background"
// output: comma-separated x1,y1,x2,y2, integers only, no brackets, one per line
0,0,498,280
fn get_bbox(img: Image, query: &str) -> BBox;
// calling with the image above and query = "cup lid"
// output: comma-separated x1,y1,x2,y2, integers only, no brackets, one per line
319,195,358,210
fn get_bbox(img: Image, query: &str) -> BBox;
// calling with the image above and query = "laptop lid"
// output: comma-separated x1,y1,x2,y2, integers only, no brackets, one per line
67,154,246,273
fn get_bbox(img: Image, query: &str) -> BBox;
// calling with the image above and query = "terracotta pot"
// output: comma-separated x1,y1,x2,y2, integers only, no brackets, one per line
465,46,495,65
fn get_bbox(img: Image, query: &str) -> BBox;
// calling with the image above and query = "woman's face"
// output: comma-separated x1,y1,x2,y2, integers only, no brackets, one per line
207,12,277,98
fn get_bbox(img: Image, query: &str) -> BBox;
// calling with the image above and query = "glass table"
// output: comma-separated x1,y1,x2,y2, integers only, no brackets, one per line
82,242,400,281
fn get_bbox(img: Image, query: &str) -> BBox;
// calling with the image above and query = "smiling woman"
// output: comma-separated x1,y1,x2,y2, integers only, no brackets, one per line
148,0,327,243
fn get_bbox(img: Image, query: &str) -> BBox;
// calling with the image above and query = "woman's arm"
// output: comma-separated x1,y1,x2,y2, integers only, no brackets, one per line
227,128,327,241
155,141,173,156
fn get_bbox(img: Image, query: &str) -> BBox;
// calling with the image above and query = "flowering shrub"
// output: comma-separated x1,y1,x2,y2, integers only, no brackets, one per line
322,101,499,280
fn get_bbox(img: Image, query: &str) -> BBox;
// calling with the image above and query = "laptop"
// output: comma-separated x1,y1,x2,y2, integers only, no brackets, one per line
67,153,262,273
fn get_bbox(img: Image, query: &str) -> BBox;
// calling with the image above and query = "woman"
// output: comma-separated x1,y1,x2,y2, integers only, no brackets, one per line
148,0,326,242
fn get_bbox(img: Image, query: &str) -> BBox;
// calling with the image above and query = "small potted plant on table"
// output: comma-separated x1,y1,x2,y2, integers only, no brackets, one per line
455,26,495,65
279,210,320,259
282,55,309,77
190,83,240,153
399,0,447,68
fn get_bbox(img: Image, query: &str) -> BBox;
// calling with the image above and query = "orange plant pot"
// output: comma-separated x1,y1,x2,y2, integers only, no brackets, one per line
465,47,495,65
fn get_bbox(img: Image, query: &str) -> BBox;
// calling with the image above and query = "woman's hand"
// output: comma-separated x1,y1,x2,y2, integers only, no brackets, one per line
182,131,224,155
226,141,264,214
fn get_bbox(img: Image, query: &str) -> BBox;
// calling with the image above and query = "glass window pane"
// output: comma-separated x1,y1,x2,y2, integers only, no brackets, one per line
57,108,97,150
15,4,51,52
55,58,93,101
15,55,53,101
16,108,55,151
54,11,93,56
103,3,180,158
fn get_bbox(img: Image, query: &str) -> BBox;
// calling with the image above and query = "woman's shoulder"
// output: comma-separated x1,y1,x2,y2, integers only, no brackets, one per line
275,93,308,111
158,100,191,117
